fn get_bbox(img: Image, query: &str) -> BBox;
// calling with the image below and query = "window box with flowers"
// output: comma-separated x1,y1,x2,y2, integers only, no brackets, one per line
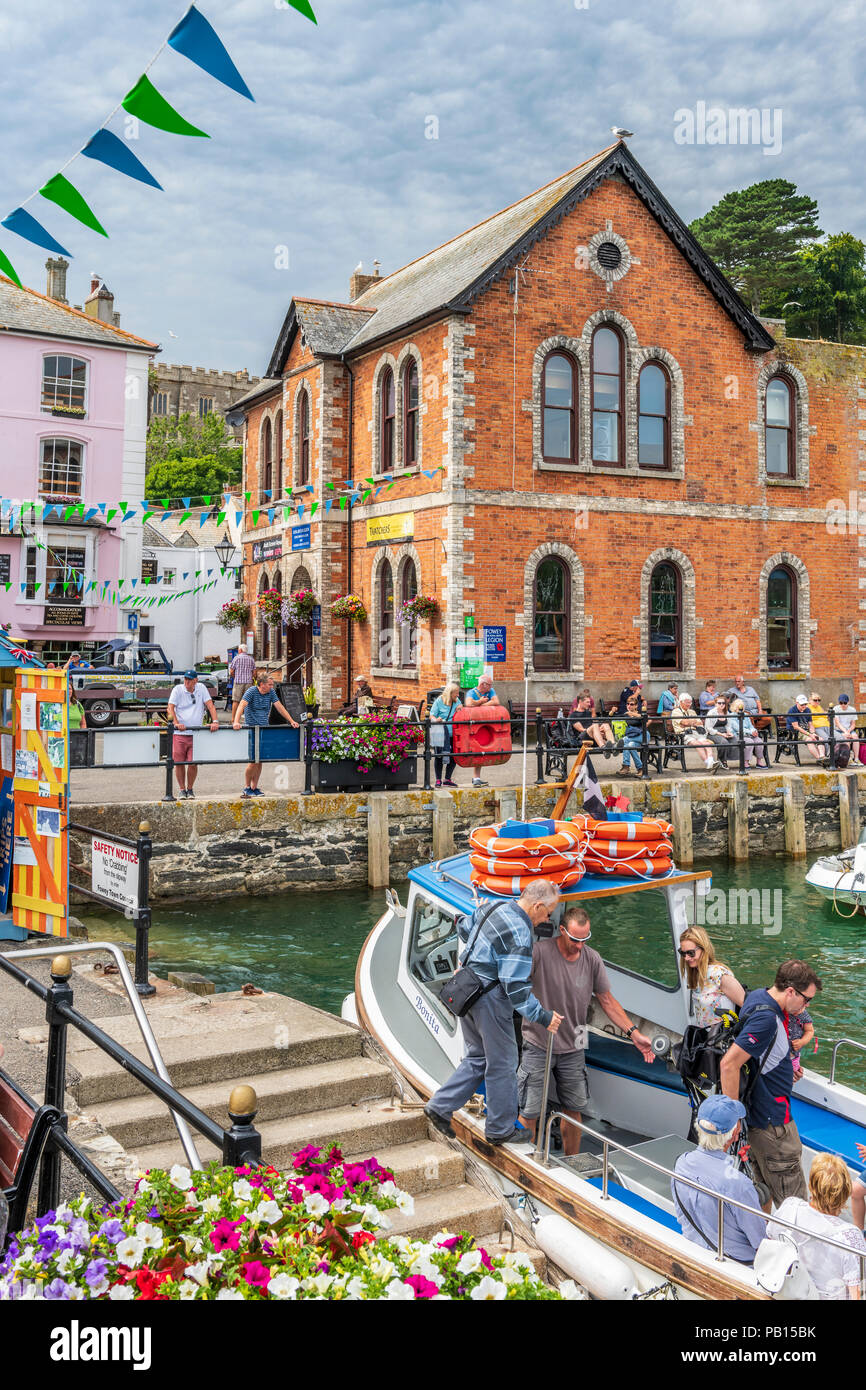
216,597,251,632
310,713,423,790
281,588,317,628
331,593,367,623
397,594,439,627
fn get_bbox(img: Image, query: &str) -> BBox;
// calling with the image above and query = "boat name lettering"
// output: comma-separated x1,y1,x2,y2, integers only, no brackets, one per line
413,994,440,1036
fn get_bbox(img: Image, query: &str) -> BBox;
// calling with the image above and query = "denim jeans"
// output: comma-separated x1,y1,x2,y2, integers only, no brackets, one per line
621,733,644,770
427,983,521,1140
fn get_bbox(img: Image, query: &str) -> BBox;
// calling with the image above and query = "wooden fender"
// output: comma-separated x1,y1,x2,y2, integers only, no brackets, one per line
452,704,512,768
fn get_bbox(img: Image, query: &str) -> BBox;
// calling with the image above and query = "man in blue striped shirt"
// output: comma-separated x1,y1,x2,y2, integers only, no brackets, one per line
425,880,563,1146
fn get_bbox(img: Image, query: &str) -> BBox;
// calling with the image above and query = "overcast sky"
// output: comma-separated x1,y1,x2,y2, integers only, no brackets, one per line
0,0,863,375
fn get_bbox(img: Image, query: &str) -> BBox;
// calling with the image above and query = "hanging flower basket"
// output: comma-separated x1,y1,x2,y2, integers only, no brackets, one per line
397,594,439,627
216,597,251,632
331,594,367,623
257,589,285,627
281,588,317,629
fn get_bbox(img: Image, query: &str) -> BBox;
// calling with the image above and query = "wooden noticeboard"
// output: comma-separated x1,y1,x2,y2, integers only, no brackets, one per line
12,669,68,937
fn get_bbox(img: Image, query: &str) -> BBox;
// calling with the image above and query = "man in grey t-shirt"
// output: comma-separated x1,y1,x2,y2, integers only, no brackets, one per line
518,905,655,1155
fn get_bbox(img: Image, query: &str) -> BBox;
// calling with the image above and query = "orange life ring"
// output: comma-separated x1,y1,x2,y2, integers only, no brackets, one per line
469,821,585,857
451,704,512,768
469,850,581,877
587,839,672,861
471,865,585,897
571,815,674,842
582,856,673,877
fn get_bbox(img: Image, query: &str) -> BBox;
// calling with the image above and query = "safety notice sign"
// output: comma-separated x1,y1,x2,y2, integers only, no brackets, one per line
91,836,139,912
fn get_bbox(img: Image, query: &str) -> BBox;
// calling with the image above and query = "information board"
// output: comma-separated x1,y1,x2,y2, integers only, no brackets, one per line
0,554,10,584
0,776,13,915
91,835,139,913
275,683,306,726
291,524,311,552
483,626,506,663
312,604,322,636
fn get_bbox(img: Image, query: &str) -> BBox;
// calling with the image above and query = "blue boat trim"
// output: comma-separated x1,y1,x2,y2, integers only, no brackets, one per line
586,1175,681,1233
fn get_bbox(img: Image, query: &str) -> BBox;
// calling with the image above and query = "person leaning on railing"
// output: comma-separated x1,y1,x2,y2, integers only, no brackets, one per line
429,681,461,787
670,693,717,771
730,699,767,768
233,672,299,799
830,693,857,765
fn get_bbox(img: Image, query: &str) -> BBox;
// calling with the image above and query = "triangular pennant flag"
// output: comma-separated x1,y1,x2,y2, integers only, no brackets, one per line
182,497,191,509
83,507,99,522
33,582,41,594
195,570,201,578
122,75,210,139
203,496,211,505
106,509,118,522
218,511,226,524
131,578,138,588
48,582,56,594
0,247,22,287
199,513,208,527
285,0,318,21
1,208,71,256
180,511,192,523
39,173,108,237
160,499,170,510
325,499,332,513
252,510,260,525
168,6,254,101
244,491,251,502
62,581,70,593
182,572,189,581
235,511,243,525
267,508,275,524
339,496,346,510
97,502,106,515
310,502,318,516
298,505,304,520
81,129,163,190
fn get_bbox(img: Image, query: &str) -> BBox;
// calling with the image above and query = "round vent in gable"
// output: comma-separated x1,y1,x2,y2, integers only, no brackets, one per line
596,242,623,270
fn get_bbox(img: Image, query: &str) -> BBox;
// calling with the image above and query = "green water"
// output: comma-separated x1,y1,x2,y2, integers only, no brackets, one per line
77,857,866,1087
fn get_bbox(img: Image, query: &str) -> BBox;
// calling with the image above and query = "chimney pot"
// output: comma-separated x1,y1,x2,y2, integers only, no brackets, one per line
45,256,69,304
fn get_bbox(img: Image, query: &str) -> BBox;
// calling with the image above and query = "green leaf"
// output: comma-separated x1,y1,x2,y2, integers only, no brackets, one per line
122,74,210,138
39,173,108,237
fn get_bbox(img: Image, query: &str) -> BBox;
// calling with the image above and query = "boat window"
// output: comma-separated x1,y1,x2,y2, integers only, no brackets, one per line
578,889,679,992
407,896,459,994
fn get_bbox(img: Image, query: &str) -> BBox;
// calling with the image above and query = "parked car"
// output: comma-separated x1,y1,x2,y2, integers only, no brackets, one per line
70,640,221,728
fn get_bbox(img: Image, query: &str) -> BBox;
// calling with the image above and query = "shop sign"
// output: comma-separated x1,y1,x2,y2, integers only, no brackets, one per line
44,606,85,627
251,537,283,564
366,512,414,546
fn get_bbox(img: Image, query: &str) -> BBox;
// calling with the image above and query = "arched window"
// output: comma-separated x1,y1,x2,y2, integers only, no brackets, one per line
403,361,419,466
766,376,794,478
533,557,570,671
379,561,394,666
299,393,310,487
638,362,670,469
42,354,88,413
542,352,577,463
591,326,623,466
380,369,395,473
649,562,681,670
274,410,283,499
259,571,270,661
400,559,418,667
261,419,272,502
290,566,311,593
273,570,283,662
767,566,797,669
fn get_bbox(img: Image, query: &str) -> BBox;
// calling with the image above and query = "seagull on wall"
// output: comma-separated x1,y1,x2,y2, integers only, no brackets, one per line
611,126,634,139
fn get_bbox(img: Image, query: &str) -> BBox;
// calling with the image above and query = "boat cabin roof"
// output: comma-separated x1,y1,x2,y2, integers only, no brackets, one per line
409,853,711,915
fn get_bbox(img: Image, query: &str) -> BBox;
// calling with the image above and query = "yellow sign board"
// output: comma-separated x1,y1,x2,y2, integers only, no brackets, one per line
366,512,414,547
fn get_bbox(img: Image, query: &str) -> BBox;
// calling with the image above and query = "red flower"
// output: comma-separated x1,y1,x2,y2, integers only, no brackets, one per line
351,1231,375,1250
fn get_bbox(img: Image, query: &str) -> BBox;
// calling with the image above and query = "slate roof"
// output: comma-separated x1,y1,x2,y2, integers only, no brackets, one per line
295,299,373,353
0,275,158,351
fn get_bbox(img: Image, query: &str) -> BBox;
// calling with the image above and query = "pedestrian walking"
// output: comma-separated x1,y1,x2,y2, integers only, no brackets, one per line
167,669,220,799
233,672,299,797
229,645,256,723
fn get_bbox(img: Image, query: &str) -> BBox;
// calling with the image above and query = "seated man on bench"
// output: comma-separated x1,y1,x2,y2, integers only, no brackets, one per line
569,691,620,759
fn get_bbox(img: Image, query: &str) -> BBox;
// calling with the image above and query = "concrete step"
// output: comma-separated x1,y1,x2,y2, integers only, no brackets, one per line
70,1013,362,1107
88,1057,393,1150
348,1139,464,1196
476,1236,546,1277
384,1182,504,1244
128,1097,429,1174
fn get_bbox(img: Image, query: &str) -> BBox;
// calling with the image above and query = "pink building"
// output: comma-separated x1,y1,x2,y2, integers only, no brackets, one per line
0,260,158,658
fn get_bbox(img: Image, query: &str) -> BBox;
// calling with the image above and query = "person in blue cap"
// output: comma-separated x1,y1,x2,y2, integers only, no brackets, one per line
671,1094,767,1263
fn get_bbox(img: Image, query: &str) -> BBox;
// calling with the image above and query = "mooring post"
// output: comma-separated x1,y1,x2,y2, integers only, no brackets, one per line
669,781,693,866
838,771,860,849
782,775,807,858
134,820,156,998
367,794,390,888
432,788,455,860
38,955,73,1216
727,780,750,861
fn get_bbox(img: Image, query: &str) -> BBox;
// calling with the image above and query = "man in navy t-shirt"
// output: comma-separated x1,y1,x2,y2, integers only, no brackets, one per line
232,673,298,798
721,959,822,1211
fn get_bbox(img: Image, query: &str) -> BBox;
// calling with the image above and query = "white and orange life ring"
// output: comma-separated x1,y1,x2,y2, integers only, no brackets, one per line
582,856,673,878
571,814,674,842
470,865,585,897
468,849,581,877
469,821,585,858
587,838,672,861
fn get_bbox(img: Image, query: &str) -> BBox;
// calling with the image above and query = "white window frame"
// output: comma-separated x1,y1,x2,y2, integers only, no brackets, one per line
41,353,89,415
38,436,86,502
18,528,96,604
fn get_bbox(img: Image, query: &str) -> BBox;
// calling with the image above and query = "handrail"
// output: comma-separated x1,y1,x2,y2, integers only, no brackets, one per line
1,941,203,1170
829,1038,866,1086
541,1110,866,1286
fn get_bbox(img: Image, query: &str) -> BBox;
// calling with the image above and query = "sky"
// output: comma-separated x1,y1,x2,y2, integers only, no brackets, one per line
0,0,863,376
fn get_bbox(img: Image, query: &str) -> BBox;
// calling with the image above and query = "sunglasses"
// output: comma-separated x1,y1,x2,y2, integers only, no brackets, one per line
562,926,591,943
790,986,817,1005
679,946,702,958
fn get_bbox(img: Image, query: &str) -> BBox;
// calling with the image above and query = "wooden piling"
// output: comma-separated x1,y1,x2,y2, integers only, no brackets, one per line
669,781,693,866
496,788,518,824
838,772,860,850
367,794,390,888
782,776,807,858
432,789,455,861
727,781,750,861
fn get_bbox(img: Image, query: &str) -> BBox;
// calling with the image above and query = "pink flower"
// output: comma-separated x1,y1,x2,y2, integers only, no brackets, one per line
292,1145,321,1170
211,1217,247,1252
302,1173,335,1198
242,1261,271,1289
437,1236,460,1250
405,1275,439,1299
480,1248,493,1271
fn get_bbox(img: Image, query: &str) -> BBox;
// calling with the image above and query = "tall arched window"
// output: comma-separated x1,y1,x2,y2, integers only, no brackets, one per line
533,557,570,671
638,362,670,469
259,571,271,661
273,570,283,663
379,560,394,666
274,410,283,498
766,376,794,478
380,370,395,473
400,559,418,667
591,326,623,466
767,566,797,669
261,419,272,502
649,562,681,670
403,361,419,466
542,352,577,463
299,392,310,487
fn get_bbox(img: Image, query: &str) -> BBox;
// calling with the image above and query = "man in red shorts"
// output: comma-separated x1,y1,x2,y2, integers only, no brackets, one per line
167,669,220,799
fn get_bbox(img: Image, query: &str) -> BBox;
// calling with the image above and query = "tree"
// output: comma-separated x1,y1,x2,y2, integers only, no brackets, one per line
143,453,241,507
146,410,242,473
767,234,866,343
689,180,822,313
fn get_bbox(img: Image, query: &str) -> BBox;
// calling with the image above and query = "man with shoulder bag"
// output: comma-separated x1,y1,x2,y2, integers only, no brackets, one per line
425,880,563,1146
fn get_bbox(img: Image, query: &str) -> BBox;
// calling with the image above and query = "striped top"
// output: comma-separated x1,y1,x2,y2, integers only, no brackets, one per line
230,652,256,688
457,901,552,1025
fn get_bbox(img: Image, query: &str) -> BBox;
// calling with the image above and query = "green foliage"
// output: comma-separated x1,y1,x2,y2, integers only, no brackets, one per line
689,179,821,313
764,233,866,343
143,453,240,507
147,410,242,472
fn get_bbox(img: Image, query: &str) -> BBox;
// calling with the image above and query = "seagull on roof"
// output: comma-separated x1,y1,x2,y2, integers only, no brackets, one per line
611,126,634,139
353,260,363,272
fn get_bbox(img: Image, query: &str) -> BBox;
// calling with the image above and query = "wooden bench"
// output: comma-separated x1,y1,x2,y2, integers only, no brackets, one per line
1,1070,62,1242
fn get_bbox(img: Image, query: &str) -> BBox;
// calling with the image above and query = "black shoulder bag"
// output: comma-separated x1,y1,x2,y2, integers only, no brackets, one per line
440,903,499,1018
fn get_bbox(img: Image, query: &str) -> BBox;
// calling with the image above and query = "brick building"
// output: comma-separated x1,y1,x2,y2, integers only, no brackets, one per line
235,141,866,713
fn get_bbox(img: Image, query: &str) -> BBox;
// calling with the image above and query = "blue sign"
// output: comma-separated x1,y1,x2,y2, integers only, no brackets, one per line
291,524,311,552
312,604,321,636
127,613,139,632
483,625,506,663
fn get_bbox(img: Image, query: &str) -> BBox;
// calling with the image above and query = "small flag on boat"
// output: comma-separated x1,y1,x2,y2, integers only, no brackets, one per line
576,754,607,821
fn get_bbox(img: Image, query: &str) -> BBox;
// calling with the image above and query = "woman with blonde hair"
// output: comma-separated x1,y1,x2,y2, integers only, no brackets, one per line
769,1154,866,1299
678,926,745,1027
730,698,767,767
429,680,462,787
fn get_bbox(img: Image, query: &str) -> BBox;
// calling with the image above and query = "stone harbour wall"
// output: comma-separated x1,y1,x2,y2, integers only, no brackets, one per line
69,770,866,904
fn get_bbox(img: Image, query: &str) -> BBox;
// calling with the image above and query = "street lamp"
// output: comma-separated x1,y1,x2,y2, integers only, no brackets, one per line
214,530,237,570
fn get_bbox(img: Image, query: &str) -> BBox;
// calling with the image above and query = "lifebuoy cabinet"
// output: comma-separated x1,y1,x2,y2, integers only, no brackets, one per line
451,704,512,768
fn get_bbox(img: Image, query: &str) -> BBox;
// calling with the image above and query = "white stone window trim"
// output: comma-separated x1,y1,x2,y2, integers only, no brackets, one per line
371,544,403,672
523,541,585,679
293,381,313,492
757,551,812,677
394,344,424,472
639,547,696,682
756,362,811,488
371,353,399,478
586,226,639,293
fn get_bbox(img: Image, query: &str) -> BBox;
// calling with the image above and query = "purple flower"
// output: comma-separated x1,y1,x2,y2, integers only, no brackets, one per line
44,1278,74,1300
98,1219,125,1245
85,1258,109,1290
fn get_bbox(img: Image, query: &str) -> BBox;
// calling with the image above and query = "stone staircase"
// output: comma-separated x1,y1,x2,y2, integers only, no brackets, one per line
49,985,543,1267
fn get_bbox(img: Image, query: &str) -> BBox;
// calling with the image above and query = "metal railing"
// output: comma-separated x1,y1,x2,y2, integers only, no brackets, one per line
68,819,153,994
829,1038,866,1086
539,1109,866,1288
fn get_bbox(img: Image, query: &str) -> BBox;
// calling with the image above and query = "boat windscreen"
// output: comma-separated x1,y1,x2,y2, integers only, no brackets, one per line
576,889,679,991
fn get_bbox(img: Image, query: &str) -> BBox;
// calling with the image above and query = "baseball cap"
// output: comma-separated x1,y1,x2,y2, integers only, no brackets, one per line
629,680,642,689
184,668,197,679
795,694,809,706
838,693,850,705
695,1095,746,1134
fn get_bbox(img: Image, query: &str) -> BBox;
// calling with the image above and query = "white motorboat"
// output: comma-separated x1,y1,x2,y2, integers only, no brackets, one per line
344,845,866,1300
806,837,866,913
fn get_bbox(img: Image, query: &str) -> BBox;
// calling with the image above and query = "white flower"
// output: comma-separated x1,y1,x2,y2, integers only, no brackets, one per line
200,1196,221,1215
369,1256,395,1281
55,1203,72,1221
503,1250,534,1271
56,1249,80,1274
134,1181,151,1197
186,1262,210,1286
169,1165,193,1191
498,1265,522,1286
377,1180,399,1199
178,1280,199,1300
344,1276,367,1301
456,1250,483,1275
108,1284,135,1300
412,1258,443,1286
232,1179,253,1203
135,1222,163,1251
303,1192,330,1218
256,1200,282,1226
304,1273,334,1296
216,1289,245,1300
358,1202,389,1229
470,1275,508,1301
115,1237,145,1268
394,1191,414,1215
87,1274,110,1297
558,1279,585,1301
385,1278,415,1301
330,1198,351,1213
267,1274,300,1300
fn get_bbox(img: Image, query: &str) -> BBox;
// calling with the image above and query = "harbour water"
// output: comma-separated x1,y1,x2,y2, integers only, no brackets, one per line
77,856,866,1087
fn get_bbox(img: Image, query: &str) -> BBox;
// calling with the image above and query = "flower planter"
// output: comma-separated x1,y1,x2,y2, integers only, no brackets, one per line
50,406,87,419
303,704,320,720
314,755,417,792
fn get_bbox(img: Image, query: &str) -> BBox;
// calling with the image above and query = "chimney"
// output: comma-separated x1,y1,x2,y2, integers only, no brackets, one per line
84,278,116,324
45,257,69,303
349,261,382,301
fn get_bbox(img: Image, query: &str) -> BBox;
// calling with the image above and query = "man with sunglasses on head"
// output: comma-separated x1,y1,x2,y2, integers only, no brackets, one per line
518,906,654,1155
720,960,822,1211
